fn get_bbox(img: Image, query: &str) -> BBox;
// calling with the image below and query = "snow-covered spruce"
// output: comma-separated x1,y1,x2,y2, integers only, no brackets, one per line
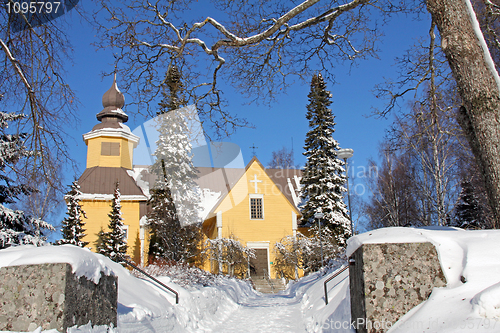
56,181,88,247
454,179,484,229
0,111,54,249
97,182,128,264
300,73,350,248
147,66,203,263
151,65,201,226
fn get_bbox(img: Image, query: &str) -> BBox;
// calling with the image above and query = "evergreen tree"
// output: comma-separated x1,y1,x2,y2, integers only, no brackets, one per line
151,65,201,225
147,65,202,263
454,179,484,229
300,73,350,247
95,227,107,254
99,182,128,264
0,111,54,249
56,181,88,247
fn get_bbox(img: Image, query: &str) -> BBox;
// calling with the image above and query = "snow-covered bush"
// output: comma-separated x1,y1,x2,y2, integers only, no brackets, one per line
137,260,221,288
274,227,341,279
203,235,255,278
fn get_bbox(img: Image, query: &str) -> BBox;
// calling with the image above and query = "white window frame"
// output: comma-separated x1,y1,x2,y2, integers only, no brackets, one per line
249,193,264,220
122,225,129,243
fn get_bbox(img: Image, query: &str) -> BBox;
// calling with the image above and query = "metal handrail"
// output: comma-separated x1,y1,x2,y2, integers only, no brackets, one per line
324,265,349,305
119,256,179,304
263,269,275,292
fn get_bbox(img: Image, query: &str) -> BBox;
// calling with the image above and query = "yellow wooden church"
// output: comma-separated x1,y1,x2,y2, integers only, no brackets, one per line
78,77,304,279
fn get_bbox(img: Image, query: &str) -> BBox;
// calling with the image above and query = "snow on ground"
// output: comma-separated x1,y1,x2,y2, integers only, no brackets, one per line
0,245,351,333
347,226,500,332
5,227,500,332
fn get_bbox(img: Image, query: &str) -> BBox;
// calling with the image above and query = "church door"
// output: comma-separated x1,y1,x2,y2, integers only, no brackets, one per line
250,249,269,278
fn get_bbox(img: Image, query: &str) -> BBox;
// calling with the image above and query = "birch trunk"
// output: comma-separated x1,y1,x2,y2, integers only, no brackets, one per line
426,0,500,226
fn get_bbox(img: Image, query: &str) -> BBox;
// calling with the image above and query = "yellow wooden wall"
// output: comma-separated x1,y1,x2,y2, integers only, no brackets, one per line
81,199,148,265
86,136,135,169
211,159,300,278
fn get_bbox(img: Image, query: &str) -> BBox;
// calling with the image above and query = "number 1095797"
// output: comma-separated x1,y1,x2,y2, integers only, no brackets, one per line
6,1,61,14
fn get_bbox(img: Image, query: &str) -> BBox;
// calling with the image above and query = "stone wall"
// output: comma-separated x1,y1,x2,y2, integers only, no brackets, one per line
349,242,447,333
0,263,117,332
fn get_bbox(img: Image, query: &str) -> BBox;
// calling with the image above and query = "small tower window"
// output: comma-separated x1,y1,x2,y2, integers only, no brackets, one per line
101,142,120,156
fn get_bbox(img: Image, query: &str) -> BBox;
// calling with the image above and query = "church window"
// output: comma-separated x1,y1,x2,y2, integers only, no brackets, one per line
250,195,264,219
122,225,129,242
101,142,120,156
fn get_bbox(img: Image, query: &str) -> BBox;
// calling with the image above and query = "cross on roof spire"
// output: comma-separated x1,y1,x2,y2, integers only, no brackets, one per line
250,143,258,157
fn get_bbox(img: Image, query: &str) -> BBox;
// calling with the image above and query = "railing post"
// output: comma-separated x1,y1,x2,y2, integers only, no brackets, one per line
323,265,349,305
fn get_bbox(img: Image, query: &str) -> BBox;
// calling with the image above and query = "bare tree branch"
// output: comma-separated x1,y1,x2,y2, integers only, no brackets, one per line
93,0,411,137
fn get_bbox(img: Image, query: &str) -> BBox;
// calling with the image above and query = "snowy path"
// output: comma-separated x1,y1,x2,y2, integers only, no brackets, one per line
211,292,307,332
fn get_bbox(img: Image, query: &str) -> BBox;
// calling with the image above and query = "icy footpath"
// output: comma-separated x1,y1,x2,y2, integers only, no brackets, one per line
0,245,353,333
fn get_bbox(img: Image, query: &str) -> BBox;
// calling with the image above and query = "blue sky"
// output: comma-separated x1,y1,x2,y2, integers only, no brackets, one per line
54,5,431,233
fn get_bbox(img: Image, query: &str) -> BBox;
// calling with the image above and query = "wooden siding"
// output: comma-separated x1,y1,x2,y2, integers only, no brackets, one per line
212,159,301,278
86,136,135,169
81,200,149,265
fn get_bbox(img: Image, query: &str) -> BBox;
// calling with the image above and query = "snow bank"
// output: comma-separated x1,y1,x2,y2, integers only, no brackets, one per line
286,265,353,333
0,245,259,332
0,245,115,284
348,227,500,332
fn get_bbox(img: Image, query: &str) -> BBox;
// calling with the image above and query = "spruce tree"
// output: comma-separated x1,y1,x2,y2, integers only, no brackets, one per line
147,65,202,263
56,181,88,247
300,73,350,248
0,111,53,249
100,182,128,264
454,179,483,229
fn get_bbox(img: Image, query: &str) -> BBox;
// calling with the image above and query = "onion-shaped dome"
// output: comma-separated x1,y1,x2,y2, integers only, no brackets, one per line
95,73,128,124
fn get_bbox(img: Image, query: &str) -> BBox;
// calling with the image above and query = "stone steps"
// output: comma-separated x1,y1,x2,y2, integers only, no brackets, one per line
252,278,286,293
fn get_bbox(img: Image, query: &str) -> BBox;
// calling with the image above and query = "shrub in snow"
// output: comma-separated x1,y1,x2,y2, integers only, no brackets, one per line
55,180,88,247
274,234,302,280
203,235,255,278
0,111,54,249
137,260,221,288
274,227,341,279
300,73,350,248
98,182,128,264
